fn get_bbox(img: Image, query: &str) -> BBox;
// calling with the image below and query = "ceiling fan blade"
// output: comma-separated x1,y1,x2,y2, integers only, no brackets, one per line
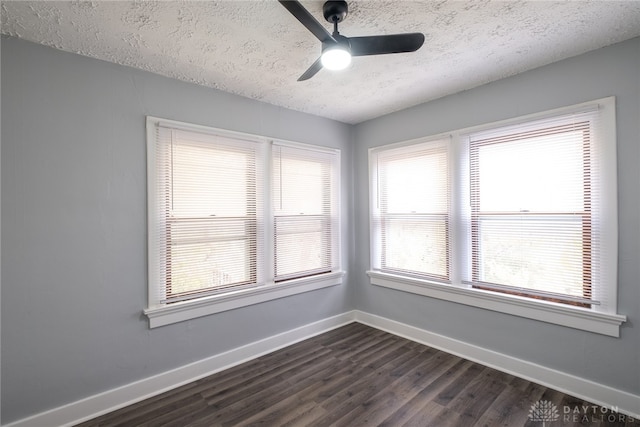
297,57,323,81
349,33,425,57
278,1,336,43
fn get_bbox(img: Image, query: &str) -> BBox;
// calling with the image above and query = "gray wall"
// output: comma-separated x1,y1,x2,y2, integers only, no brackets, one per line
1,37,354,424
353,37,640,396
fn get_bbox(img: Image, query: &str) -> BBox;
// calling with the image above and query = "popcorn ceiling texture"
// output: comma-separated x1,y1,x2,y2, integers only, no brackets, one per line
2,0,640,124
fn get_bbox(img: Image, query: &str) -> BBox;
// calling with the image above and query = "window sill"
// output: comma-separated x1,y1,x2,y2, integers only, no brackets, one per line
145,271,345,328
367,270,626,337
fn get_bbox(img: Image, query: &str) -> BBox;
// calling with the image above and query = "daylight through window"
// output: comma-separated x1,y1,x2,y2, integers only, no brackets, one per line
147,118,341,321
369,98,619,326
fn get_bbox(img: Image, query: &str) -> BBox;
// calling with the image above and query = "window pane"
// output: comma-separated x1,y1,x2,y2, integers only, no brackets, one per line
273,145,338,281
172,140,254,217
168,218,256,297
477,217,586,297
468,118,595,305
275,217,329,278
158,129,260,303
373,140,450,280
477,132,585,212
274,156,327,216
381,149,448,214
383,217,448,278
170,239,254,295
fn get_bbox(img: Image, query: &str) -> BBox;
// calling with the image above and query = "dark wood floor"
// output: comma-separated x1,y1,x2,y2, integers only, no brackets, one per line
77,323,638,427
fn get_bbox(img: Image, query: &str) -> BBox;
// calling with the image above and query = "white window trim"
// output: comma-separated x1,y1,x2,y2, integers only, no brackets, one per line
144,271,344,328
145,117,344,328
367,270,625,337
368,97,627,337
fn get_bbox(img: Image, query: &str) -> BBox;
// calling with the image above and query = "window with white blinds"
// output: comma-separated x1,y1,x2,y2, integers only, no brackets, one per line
371,139,450,281
147,118,342,322
465,110,602,307
273,144,340,282
369,97,622,334
150,124,264,304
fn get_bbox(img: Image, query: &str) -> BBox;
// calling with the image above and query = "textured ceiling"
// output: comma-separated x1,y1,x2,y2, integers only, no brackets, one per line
2,1,640,124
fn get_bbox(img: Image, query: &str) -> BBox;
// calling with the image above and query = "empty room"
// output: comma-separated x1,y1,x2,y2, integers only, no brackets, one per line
2,1,640,426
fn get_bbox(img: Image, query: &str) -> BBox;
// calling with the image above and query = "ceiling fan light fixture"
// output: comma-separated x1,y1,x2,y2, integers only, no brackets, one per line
321,45,351,70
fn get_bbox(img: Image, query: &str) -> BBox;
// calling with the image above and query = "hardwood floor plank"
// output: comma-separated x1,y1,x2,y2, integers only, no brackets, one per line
344,334,401,364
206,355,340,425
328,354,439,426
75,389,207,427
378,358,474,427
333,349,463,426
318,322,379,348
278,402,327,427
308,347,420,426
432,361,485,406
412,405,465,427
509,375,534,391
472,381,546,427
398,401,447,427
118,394,207,427
75,323,640,427
231,391,312,426
216,360,343,426
446,366,509,424
201,346,332,404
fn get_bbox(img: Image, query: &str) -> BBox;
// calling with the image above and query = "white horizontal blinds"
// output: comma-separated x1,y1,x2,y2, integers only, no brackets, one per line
466,109,600,306
375,139,450,281
272,143,339,282
155,124,262,304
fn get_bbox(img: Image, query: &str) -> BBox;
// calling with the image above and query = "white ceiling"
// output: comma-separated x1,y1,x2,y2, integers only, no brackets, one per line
2,1,640,124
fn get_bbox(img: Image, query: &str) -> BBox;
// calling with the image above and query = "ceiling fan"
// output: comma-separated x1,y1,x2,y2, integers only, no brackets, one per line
278,0,425,81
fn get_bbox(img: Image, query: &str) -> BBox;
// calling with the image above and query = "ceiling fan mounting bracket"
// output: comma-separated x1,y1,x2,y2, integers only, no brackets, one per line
323,1,348,24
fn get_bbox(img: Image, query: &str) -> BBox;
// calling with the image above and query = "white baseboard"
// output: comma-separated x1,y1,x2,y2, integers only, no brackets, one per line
4,311,357,427
354,310,640,420
6,309,639,426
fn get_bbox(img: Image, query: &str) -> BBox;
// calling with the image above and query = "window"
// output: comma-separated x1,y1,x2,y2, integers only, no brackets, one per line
273,144,340,282
466,112,598,307
146,118,342,327
372,139,450,281
151,126,263,304
369,98,626,336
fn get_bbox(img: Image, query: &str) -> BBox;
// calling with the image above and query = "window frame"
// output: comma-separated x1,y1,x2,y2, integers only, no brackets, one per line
145,117,343,328
160,131,263,304
372,138,452,282
272,143,340,282
468,118,594,307
368,97,626,337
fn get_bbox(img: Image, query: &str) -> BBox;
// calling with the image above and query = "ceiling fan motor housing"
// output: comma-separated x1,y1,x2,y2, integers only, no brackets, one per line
323,1,348,23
